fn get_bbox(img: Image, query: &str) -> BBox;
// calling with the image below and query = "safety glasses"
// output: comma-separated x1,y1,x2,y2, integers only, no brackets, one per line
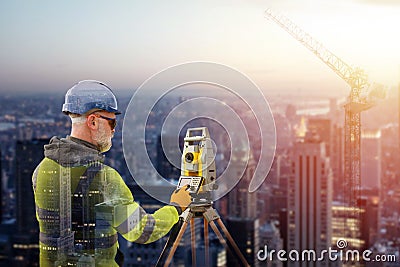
91,113,117,130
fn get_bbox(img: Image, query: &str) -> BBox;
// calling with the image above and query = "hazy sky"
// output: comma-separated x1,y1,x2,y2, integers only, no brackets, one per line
1,0,399,96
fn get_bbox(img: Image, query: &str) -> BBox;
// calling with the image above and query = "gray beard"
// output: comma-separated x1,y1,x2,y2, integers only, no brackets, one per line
93,125,112,153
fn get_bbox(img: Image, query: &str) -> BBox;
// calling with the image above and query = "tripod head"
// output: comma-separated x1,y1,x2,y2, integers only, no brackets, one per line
177,127,217,204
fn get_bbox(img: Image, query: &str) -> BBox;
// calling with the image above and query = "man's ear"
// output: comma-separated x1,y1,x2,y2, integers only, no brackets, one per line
86,114,97,130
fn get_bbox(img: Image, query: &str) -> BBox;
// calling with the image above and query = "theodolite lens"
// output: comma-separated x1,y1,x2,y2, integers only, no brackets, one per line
185,152,194,163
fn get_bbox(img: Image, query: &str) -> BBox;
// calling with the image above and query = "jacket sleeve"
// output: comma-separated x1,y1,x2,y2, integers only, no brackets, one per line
103,167,179,244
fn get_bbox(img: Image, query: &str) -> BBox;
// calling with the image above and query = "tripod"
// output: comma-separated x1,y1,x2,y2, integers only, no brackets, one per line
156,202,250,267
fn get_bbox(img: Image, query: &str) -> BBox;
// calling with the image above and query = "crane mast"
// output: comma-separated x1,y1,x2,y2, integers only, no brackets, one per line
264,9,372,212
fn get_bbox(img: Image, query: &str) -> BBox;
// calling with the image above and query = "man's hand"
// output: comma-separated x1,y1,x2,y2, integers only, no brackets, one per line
170,185,191,214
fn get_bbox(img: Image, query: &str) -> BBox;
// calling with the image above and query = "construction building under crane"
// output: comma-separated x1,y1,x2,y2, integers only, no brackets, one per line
265,9,386,252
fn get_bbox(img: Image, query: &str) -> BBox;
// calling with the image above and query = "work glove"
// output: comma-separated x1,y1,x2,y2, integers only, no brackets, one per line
170,185,191,214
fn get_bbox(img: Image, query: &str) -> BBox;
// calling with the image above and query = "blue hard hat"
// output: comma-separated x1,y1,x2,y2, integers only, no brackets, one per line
62,80,121,115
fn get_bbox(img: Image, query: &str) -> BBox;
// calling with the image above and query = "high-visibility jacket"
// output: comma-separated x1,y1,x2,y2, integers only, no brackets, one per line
32,136,179,266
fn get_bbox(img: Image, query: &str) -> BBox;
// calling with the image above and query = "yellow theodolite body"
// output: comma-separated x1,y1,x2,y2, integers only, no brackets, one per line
179,127,217,195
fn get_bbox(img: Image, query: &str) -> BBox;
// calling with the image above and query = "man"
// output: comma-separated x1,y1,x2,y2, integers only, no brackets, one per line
32,80,190,266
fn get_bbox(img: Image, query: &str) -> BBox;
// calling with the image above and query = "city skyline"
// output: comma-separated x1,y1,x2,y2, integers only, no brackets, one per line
1,1,400,97
0,91,398,265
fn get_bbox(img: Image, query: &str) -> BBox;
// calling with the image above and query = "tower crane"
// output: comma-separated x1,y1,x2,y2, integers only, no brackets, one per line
264,9,384,210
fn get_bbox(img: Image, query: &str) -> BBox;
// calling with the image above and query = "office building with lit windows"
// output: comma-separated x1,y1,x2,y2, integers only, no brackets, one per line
286,134,333,267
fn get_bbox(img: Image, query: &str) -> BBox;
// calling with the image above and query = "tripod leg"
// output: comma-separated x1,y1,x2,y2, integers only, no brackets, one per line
209,220,250,267
208,221,233,258
156,218,183,267
164,220,189,267
204,219,209,267
216,218,250,267
190,217,196,267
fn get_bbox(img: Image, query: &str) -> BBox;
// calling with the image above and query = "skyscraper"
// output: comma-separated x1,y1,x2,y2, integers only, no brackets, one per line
227,152,260,266
16,139,50,234
259,221,283,267
359,196,380,250
14,139,48,266
331,202,364,251
307,118,344,199
226,217,260,267
227,152,258,219
361,129,381,189
287,134,333,267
